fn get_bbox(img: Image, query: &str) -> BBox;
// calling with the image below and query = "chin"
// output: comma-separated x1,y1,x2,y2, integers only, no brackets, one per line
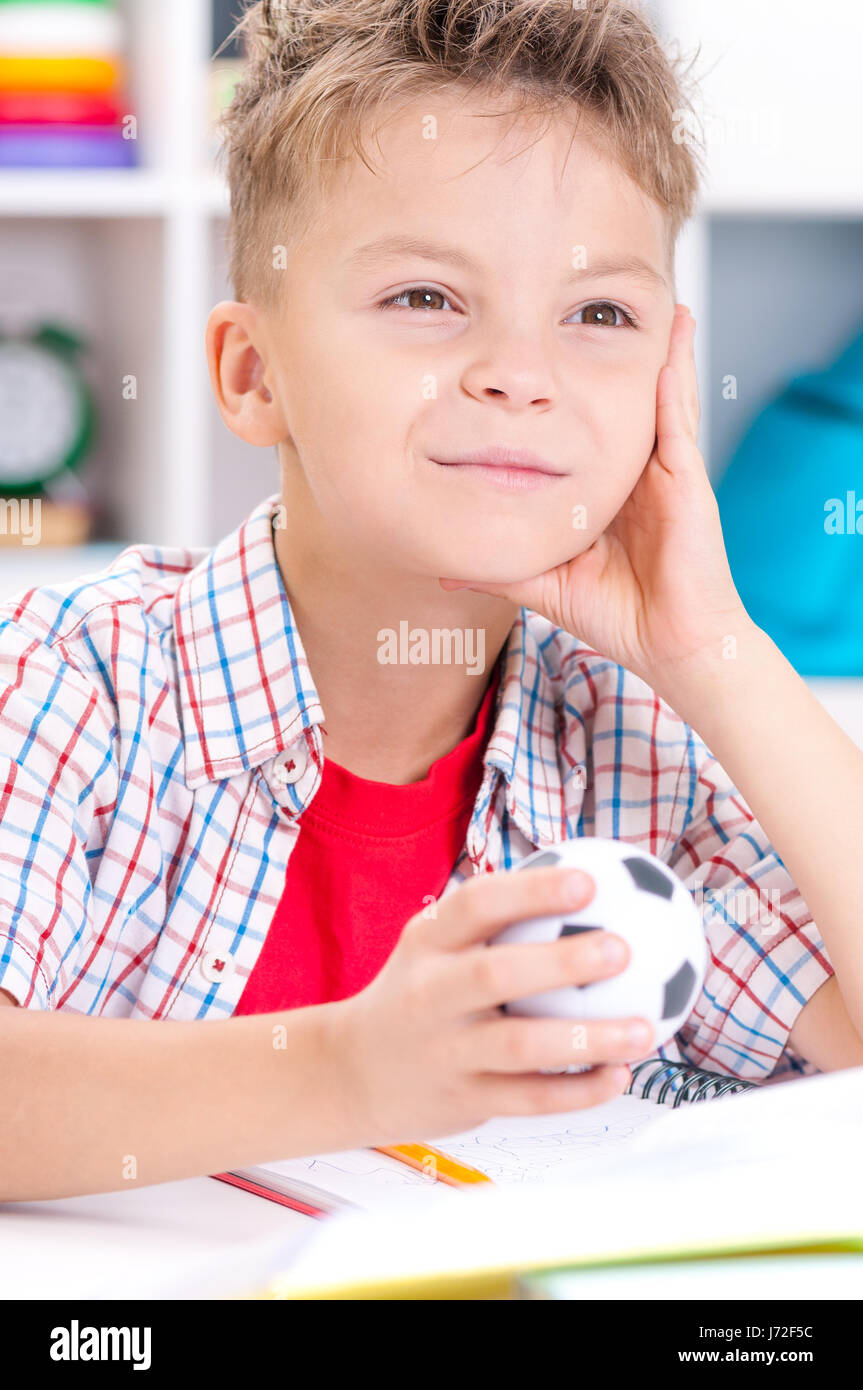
423,522,598,585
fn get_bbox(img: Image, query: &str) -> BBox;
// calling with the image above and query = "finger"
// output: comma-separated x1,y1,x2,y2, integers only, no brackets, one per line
668,305,699,436
478,1062,632,1117
468,1012,654,1073
421,863,597,952
684,313,701,432
664,307,697,436
441,922,630,1013
655,365,703,481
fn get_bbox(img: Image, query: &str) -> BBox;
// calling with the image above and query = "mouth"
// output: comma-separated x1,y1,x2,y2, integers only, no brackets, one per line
429,446,568,492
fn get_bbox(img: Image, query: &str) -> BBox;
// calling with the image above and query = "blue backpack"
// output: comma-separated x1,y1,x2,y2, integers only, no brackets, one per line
715,322,863,676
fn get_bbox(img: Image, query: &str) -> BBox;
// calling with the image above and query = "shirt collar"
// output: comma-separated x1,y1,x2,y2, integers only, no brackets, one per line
175,491,566,844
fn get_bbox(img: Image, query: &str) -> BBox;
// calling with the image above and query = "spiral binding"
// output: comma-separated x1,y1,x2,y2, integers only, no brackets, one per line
627,1057,758,1108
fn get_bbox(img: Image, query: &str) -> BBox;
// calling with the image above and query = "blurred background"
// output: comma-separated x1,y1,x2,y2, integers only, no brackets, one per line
0,0,860,739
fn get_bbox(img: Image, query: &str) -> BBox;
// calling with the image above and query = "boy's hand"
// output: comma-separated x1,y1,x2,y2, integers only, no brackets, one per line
328,866,652,1144
440,306,752,704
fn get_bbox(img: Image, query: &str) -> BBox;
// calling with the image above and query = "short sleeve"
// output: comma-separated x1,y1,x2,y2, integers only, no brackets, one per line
0,618,116,1010
663,725,834,1083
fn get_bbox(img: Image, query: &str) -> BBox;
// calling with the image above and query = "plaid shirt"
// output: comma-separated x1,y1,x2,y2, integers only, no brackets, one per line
0,491,833,1083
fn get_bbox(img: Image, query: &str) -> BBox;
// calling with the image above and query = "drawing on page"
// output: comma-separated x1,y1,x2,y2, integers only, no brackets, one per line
437,1109,660,1182
266,1098,663,1189
286,1152,429,1188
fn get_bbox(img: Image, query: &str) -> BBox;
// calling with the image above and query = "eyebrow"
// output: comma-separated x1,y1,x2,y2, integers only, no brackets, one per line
343,234,669,291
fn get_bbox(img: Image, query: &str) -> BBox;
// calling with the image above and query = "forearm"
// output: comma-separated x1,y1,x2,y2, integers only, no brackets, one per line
667,620,863,1038
0,1000,357,1201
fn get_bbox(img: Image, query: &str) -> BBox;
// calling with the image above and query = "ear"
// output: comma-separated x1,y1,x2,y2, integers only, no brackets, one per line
205,300,287,447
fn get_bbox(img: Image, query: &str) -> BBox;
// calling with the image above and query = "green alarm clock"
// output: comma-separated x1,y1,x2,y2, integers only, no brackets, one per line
0,322,96,497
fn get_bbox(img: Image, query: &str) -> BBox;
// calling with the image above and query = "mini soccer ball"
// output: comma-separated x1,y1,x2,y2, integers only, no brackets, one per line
491,837,707,1054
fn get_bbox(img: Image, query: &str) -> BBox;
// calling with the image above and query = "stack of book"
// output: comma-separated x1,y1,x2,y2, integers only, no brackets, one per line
0,0,135,167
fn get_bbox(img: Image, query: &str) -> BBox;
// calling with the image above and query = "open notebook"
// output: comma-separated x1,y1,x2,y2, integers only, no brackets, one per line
254,1059,863,1298
211,1057,756,1217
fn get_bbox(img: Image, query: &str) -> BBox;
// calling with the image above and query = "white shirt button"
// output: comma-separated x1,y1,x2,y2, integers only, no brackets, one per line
272,743,307,786
199,950,236,983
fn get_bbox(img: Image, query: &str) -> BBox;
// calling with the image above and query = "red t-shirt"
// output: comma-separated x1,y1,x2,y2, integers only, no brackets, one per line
233,660,501,1014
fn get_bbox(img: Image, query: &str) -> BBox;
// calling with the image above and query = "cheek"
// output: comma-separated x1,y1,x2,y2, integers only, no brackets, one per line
622,397,658,470
565,388,657,534
597,366,658,465
633,391,659,468
316,332,414,415
290,368,415,512
579,369,656,461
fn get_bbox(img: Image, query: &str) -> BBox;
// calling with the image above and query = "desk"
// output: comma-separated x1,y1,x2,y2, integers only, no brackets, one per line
0,1175,313,1300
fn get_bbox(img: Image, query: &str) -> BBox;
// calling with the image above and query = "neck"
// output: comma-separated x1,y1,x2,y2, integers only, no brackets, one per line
272,499,517,785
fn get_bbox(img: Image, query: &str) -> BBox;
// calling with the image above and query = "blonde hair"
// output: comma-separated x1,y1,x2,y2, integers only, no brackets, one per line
216,0,704,312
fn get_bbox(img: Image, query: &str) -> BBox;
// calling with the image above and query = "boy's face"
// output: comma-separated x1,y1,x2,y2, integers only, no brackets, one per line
262,87,676,584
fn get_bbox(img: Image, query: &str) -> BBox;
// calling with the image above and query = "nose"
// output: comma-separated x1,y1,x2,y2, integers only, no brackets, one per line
461,337,555,411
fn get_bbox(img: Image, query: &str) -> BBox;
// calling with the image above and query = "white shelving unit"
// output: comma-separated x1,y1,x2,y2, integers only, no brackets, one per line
0,0,861,722
0,0,267,599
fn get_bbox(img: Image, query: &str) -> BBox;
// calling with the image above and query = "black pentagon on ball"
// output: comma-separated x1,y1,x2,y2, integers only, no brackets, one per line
559,923,603,938
661,959,697,1018
623,855,676,900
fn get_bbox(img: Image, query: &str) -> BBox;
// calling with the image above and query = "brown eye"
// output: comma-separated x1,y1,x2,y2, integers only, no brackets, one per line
579,301,623,327
407,288,445,310
381,286,454,312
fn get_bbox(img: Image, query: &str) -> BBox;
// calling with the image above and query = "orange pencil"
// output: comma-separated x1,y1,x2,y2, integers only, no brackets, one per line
375,1143,494,1187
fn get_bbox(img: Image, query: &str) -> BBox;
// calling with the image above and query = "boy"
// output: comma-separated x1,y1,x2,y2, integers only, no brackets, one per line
1,0,862,1203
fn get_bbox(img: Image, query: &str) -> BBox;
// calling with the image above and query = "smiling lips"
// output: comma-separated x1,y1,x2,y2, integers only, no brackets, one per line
430,445,567,491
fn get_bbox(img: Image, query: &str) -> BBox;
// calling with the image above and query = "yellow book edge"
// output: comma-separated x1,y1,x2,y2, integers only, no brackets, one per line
240,1231,863,1301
